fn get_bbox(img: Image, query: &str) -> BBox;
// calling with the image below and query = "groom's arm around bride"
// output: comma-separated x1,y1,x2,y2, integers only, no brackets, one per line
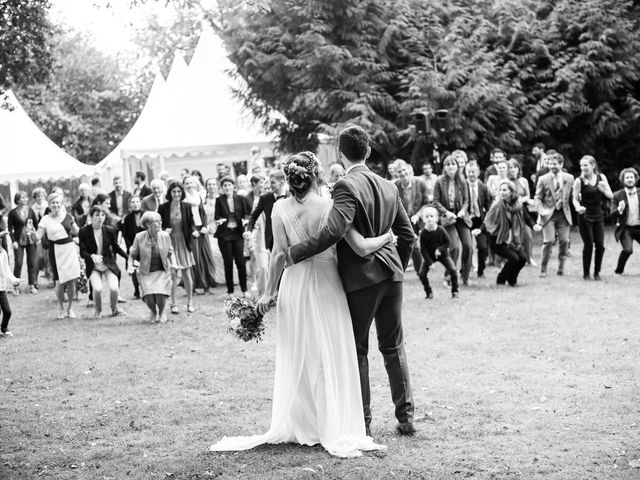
288,168,414,294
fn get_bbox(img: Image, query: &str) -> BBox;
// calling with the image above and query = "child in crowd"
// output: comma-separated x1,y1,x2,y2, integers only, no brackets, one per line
418,206,459,299
0,231,20,337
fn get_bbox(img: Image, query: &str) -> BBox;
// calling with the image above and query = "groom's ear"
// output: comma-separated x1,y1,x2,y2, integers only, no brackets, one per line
365,146,371,161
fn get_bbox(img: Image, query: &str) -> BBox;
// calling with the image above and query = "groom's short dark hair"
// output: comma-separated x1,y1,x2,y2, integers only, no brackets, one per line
339,125,369,162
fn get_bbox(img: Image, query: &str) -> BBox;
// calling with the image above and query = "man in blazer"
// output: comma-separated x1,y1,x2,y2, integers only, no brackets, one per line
393,159,430,276
79,207,127,317
287,125,416,437
534,150,574,276
108,176,132,229
141,179,165,213
465,161,492,278
611,167,640,274
133,171,152,198
244,170,287,251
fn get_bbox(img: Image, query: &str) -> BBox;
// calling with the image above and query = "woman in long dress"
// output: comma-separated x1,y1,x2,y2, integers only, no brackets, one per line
183,176,218,293
35,193,81,318
507,158,536,265
203,178,226,286
210,152,390,458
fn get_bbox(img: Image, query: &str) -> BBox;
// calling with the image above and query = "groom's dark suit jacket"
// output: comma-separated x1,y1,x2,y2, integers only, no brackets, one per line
289,164,414,293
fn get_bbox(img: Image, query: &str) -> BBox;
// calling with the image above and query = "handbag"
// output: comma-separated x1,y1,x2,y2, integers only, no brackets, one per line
439,213,457,227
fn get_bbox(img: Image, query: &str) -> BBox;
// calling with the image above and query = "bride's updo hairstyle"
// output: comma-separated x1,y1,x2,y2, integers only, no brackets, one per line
284,151,319,201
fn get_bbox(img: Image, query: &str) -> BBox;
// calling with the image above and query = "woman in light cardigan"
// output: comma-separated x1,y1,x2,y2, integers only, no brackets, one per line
128,211,178,323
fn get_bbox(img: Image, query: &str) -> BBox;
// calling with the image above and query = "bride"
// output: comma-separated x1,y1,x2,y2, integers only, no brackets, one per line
209,152,394,458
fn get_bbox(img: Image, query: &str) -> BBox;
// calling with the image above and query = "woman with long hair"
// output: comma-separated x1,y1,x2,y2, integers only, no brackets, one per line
572,155,613,280
183,175,217,293
158,182,197,313
35,193,81,318
213,177,252,297
7,191,39,294
474,180,540,286
433,155,473,284
507,158,536,266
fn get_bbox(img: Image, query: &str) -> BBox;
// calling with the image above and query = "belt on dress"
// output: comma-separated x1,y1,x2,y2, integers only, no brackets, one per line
52,237,73,245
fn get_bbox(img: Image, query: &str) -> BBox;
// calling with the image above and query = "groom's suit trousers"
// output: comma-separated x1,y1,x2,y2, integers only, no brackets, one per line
347,278,414,428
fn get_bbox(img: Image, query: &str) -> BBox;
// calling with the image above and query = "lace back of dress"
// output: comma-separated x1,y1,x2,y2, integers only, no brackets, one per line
278,199,335,260
279,200,308,247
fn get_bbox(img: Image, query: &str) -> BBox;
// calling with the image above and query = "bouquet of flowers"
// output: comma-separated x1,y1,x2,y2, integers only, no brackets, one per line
223,296,266,342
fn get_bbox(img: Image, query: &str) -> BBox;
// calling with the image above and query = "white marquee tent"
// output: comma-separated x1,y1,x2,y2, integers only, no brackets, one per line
0,90,93,198
94,69,168,187
96,25,273,188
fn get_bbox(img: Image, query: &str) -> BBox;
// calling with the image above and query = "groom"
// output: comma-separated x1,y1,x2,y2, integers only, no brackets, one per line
287,125,417,436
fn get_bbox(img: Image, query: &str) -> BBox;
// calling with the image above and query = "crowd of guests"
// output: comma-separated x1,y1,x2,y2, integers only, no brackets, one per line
387,146,639,299
0,154,293,333
1,143,639,337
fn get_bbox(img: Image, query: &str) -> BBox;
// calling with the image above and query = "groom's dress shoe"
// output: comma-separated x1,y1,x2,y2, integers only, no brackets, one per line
396,421,417,436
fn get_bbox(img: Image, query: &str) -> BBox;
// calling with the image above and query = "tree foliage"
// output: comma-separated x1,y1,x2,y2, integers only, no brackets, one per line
12,4,204,165
0,0,54,89
215,0,640,175
17,31,141,164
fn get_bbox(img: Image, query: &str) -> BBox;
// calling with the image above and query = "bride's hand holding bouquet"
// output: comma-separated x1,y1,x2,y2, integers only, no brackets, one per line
256,293,276,316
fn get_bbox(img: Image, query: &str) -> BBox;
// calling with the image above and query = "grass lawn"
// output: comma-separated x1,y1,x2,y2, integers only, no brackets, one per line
1,228,639,479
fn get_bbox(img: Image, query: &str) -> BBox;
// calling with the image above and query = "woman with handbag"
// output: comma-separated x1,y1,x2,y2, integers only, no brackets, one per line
433,156,473,285
7,191,39,294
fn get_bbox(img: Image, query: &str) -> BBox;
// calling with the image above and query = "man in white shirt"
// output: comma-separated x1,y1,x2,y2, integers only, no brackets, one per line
611,168,640,274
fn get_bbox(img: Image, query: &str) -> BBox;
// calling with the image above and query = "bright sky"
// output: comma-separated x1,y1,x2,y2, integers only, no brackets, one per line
48,0,178,55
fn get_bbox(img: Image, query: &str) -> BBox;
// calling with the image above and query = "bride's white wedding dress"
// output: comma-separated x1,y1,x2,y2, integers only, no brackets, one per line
210,198,385,458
